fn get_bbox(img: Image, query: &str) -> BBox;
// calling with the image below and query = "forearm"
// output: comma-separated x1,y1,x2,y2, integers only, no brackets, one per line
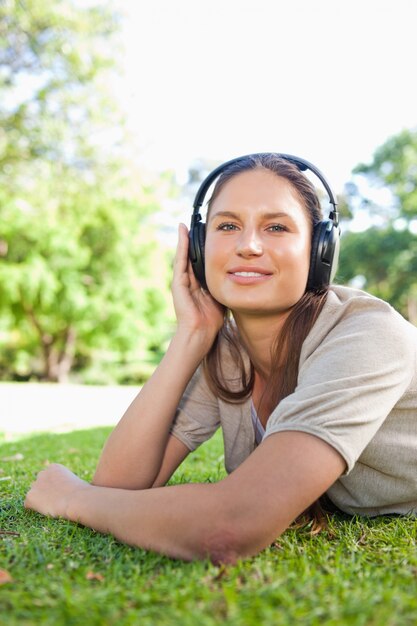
69,438,305,564
26,433,345,565
66,481,237,563
26,463,259,563
93,331,208,489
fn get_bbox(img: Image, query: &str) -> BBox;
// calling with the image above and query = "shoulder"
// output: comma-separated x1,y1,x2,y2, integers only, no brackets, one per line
325,285,407,321
298,285,417,393
266,286,416,474
304,285,417,359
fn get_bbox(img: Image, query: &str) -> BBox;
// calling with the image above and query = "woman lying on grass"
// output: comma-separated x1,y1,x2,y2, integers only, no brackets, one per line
25,153,417,564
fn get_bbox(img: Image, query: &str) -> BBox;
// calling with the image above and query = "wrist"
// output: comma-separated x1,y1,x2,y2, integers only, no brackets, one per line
65,480,91,522
172,326,217,356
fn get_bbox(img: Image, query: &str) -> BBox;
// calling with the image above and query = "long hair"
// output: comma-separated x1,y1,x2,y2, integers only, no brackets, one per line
202,154,332,530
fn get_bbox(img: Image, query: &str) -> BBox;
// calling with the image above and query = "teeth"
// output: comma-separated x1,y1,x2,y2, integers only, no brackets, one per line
234,271,264,277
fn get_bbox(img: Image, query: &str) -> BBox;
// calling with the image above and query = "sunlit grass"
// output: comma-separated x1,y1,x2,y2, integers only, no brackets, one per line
1,428,416,626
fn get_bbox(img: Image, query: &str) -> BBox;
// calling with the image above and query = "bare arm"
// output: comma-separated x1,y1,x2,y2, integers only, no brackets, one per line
92,332,206,489
151,434,190,487
93,224,225,489
25,431,346,563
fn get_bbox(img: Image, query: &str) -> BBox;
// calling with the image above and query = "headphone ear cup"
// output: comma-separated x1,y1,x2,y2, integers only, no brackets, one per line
307,222,322,290
307,220,340,291
189,222,207,289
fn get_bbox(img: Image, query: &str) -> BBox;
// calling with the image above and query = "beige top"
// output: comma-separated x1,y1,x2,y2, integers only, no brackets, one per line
170,286,417,517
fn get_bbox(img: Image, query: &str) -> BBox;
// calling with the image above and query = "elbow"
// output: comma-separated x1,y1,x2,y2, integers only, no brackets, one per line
200,518,276,565
200,526,242,565
196,491,290,564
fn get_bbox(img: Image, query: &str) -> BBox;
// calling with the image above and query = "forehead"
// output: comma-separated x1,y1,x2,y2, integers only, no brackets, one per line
208,168,307,217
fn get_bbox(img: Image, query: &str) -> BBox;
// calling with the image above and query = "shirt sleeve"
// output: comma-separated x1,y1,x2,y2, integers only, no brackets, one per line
170,366,220,452
264,303,416,474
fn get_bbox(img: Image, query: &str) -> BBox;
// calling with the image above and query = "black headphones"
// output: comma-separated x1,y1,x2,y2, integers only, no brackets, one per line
189,152,340,292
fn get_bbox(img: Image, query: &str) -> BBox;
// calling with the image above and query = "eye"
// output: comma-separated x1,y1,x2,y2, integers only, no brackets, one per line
216,222,239,231
267,224,288,232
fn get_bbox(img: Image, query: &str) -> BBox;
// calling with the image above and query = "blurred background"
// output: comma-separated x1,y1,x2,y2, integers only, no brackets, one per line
1,0,416,388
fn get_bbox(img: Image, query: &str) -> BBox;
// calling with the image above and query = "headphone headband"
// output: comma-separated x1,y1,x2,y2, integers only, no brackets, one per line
192,152,339,227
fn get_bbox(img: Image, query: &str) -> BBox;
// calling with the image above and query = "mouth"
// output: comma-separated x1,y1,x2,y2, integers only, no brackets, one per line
227,268,273,284
232,271,267,277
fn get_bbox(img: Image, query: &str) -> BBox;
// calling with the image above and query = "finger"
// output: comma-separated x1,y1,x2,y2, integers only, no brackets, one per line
173,223,190,276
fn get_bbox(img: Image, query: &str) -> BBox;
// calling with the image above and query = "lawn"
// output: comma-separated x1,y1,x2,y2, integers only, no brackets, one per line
0,427,416,626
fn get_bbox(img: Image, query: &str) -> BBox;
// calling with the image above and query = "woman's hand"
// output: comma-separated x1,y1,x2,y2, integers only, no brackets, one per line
172,223,225,345
24,463,89,519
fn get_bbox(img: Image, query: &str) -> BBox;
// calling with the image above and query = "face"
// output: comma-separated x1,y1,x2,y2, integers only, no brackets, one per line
204,168,312,318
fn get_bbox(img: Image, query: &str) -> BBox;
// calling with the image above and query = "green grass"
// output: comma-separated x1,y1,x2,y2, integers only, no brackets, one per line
1,427,416,626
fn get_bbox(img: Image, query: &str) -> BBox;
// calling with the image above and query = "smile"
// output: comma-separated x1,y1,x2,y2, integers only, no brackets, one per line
233,271,265,277
227,269,273,285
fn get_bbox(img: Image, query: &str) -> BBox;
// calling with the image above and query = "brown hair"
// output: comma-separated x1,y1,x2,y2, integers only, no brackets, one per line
202,154,331,530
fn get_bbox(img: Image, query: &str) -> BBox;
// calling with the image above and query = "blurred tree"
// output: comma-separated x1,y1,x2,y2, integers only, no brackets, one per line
0,0,118,169
353,128,417,220
341,127,417,324
0,0,174,382
0,167,174,382
338,226,417,323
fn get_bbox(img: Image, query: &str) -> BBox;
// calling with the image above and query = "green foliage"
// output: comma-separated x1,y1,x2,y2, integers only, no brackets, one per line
1,429,417,625
342,128,417,323
0,165,174,382
0,0,119,169
0,0,175,382
354,128,417,219
339,226,417,318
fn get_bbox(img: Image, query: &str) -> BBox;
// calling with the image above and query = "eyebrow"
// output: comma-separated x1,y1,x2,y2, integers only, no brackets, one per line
209,210,294,221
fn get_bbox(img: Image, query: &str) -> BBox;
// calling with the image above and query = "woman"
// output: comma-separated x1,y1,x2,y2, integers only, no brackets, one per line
25,153,417,564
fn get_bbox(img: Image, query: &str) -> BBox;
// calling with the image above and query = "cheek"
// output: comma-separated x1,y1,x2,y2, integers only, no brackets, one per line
296,240,312,282
297,237,312,290
301,240,312,272
279,236,311,268
278,237,311,293
297,228,312,262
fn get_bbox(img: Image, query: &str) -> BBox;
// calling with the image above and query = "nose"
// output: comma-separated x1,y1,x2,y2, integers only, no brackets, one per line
235,227,263,257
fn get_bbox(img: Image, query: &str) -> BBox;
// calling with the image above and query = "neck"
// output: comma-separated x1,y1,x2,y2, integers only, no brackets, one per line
232,310,290,379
